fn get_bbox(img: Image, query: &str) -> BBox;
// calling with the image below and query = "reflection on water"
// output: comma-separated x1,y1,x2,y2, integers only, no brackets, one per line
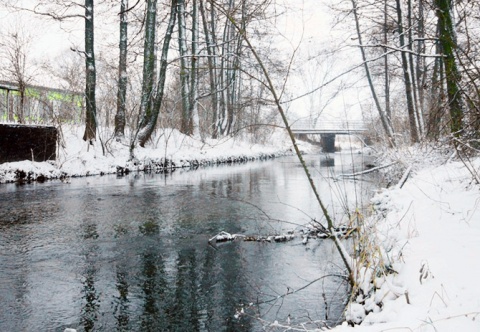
0,153,376,331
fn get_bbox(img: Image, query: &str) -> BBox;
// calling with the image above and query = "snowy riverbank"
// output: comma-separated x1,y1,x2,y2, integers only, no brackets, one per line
0,126,299,183
335,146,480,331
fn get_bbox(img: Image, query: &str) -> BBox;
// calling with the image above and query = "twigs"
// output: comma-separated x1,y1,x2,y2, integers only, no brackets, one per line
453,137,480,185
396,165,412,189
256,274,347,306
337,161,398,180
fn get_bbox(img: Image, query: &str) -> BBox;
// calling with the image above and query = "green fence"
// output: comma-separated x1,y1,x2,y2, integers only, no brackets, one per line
0,84,83,125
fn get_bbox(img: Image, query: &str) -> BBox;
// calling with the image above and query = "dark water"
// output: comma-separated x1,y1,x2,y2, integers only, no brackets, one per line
0,153,376,331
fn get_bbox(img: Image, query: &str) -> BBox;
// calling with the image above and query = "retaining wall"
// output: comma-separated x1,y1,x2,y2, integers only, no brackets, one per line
0,124,57,163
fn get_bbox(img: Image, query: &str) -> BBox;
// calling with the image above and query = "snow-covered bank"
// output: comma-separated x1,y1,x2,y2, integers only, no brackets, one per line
336,147,480,331
0,126,301,183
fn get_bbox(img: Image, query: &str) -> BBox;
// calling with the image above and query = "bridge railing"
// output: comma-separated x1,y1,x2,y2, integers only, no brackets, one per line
290,120,367,133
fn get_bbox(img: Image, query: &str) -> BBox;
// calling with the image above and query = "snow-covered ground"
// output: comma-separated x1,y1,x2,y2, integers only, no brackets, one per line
1,127,479,331
0,126,299,183
336,146,480,331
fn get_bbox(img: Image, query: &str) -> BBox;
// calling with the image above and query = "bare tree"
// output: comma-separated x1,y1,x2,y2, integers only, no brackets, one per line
395,0,419,143
136,0,178,147
434,0,465,136
114,0,128,139
350,0,396,146
178,0,191,135
0,26,33,123
83,0,97,142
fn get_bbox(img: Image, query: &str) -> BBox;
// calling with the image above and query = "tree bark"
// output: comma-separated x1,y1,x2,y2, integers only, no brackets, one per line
395,0,419,143
200,0,219,138
137,0,178,146
407,0,424,138
115,0,128,139
139,0,157,126
178,0,191,135
189,0,201,138
83,0,97,142
383,0,391,122
434,0,464,136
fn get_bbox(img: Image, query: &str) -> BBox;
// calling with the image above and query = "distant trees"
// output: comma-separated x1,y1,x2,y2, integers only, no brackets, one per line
0,26,32,123
4,0,479,150
0,1,287,151
341,0,477,143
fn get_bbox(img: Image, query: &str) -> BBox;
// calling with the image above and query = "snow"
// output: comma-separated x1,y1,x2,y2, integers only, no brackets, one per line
0,126,297,183
1,127,479,331
334,148,480,331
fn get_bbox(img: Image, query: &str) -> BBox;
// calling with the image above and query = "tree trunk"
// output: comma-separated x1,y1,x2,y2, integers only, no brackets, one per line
351,0,395,146
189,0,201,138
427,20,444,139
115,0,128,139
137,0,177,146
139,0,157,127
200,0,219,138
434,0,464,136
218,2,234,135
407,0,424,138
178,0,191,135
83,0,97,142
395,0,419,143
416,0,427,135
383,0,391,122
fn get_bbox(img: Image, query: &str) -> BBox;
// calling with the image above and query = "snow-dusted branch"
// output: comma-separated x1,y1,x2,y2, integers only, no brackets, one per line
337,162,398,179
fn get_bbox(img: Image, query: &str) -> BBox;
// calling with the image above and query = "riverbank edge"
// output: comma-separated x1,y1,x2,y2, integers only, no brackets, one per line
334,146,480,331
0,148,295,184
0,126,310,184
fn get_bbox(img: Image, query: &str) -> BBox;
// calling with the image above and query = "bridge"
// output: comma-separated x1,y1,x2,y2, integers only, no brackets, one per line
290,119,367,152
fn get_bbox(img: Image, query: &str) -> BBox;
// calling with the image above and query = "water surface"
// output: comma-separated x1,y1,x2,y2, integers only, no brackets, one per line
0,153,375,331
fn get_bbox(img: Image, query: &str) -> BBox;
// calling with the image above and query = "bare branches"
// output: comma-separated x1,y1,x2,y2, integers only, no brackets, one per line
8,1,86,21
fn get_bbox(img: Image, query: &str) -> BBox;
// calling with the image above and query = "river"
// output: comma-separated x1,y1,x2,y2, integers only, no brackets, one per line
0,152,377,331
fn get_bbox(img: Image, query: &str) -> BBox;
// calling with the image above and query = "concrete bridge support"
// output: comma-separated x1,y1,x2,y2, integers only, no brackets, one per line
321,133,336,153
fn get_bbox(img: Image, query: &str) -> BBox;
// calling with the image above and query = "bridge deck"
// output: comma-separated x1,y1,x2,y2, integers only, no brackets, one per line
290,120,366,135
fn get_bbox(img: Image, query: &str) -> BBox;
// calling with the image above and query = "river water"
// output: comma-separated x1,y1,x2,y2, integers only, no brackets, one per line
0,152,376,331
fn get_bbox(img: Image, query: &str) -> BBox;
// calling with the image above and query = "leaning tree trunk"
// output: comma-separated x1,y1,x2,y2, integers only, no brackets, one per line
83,0,97,142
351,0,395,147
115,0,128,139
137,0,178,146
434,0,464,136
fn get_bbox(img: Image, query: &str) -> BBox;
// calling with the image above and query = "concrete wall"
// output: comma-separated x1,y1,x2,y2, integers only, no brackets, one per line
0,124,57,163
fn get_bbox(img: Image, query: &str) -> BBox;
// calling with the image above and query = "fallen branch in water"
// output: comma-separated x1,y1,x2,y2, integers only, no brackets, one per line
208,225,355,246
208,231,295,244
337,162,398,180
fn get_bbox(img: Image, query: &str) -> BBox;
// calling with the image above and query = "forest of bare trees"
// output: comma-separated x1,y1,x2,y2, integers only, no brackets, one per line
344,0,479,146
0,0,479,152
